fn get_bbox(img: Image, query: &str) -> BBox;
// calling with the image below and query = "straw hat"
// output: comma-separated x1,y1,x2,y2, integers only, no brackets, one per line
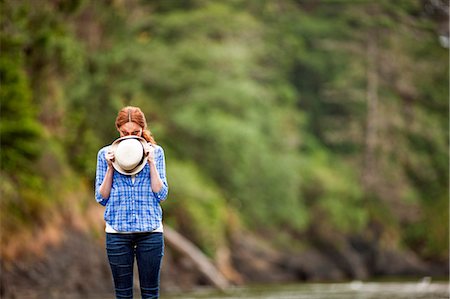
110,136,148,175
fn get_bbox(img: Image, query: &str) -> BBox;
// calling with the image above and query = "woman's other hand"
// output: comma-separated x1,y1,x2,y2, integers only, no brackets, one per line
144,143,155,164
106,151,115,166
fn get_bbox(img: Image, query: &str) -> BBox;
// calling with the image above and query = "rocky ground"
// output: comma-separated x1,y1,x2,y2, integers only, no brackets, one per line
1,226,447,299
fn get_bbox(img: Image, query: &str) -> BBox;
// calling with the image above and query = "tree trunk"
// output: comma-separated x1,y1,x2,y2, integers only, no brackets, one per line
363,36,379,193
164,226,230,291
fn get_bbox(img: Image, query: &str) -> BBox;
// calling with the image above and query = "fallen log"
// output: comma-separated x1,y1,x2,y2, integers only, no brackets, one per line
164,226,230,291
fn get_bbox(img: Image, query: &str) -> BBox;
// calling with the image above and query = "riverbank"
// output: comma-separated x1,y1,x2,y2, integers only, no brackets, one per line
1,221,447,299
161,282,450,299
6,281,450,299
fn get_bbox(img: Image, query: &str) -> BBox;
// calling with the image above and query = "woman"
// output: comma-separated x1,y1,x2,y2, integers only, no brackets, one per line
95,106,169,299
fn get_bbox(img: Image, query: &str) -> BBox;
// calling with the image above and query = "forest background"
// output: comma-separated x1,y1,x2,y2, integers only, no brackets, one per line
1,0,448,297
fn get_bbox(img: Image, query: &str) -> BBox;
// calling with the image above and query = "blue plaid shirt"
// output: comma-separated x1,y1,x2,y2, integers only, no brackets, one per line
95,144,169,232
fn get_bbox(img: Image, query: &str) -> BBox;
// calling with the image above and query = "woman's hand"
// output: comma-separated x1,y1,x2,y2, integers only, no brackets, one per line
144,143,163,193
106,151,115,166
100,150,115,199
144,143,155,164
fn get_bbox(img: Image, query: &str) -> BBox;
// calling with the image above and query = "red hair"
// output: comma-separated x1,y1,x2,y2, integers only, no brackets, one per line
115,106,156,144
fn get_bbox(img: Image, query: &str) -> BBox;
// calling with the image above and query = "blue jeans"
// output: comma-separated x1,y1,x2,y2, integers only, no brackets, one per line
106,232,164,299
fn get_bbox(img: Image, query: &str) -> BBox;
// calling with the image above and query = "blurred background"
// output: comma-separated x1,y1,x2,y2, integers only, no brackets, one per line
0,0,448,298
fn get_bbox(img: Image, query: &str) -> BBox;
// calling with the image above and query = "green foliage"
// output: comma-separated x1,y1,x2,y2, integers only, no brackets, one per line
0,0,447,262
0,0,86,238
164,160,228,257
404,194,449,259
300,139,367,233
141,3,309,231
0,41,42,172
258,0,448,257
0,3,47,230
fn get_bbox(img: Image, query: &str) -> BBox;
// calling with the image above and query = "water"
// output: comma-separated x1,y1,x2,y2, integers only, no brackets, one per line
24,281,449,299
160,282,450,299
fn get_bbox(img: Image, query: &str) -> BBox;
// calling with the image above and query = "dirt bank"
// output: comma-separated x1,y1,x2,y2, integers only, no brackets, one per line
1,227,447,299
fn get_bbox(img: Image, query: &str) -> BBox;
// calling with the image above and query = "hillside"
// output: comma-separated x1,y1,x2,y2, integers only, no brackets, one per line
1,0,448,297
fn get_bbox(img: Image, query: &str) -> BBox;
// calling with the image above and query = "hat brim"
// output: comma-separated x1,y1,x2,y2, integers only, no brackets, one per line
110,136,148,176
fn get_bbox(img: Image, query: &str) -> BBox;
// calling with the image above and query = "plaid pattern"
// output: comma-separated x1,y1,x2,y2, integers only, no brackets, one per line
95,144,169,232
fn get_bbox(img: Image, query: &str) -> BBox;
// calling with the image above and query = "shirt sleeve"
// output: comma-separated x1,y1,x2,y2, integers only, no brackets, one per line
153,146,169,202
95,147,109,206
